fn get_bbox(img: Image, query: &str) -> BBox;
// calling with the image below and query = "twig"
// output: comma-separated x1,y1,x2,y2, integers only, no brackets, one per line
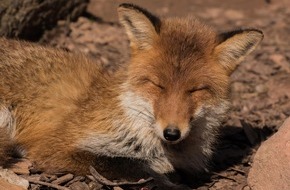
25,178,70,190
65,176,85,187
212,172,237,182
229,167,246,174
51,173,74,184
89,166,153,186
208,181,217,188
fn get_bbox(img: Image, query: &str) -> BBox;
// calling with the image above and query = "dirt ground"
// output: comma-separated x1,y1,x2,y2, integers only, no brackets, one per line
20,0,290,189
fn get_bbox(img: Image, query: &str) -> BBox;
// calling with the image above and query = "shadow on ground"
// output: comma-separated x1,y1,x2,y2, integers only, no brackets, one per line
184,122,275,189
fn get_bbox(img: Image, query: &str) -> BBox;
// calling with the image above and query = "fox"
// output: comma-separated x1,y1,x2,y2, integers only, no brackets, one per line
0,3,263,189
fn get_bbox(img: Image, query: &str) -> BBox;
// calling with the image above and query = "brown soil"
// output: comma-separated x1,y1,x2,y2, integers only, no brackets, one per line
23,0,290,189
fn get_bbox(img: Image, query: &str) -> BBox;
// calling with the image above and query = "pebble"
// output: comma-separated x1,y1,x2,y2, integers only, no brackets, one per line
113,187,124,190
255,84,268,94
269,54,290,73
69,181,90,190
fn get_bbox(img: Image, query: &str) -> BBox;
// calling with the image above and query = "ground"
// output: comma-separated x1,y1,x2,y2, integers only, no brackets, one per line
10,0,290,189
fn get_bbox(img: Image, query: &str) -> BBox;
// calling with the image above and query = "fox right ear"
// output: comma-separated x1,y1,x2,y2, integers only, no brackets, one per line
118,3,161,51
214,29,263,75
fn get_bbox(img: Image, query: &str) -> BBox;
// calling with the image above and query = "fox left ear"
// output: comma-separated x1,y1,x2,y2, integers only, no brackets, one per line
214,29,263,75
117,3,161,51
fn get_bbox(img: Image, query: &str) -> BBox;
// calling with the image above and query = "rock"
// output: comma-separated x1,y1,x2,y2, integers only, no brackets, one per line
113,187,124,190
0,168,29,189
0,178,25,190
269,54,290,73
88,181,103,190
247,117,290,190
255,84,268,94
10,159,32,175
0,0,89,41
243,186,251,190
69,181,90,190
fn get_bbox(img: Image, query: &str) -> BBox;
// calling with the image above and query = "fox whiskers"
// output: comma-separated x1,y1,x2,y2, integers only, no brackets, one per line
126,106,155,125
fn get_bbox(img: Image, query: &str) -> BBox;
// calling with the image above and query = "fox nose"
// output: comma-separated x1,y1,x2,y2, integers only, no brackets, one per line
163,125,181,141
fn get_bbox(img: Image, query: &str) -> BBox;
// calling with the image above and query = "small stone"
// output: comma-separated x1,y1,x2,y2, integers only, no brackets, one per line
69,181,90,190
255,84,268,94
269,54,284,63
88,181,103,190
242,186,251,190
113,187,124,190
269,54,290,73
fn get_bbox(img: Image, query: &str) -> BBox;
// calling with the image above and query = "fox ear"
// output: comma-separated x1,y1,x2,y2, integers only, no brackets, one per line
118,3,161,50
214,29,263,75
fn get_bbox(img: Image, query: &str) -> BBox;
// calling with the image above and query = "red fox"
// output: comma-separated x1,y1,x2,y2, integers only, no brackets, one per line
0,3,263,189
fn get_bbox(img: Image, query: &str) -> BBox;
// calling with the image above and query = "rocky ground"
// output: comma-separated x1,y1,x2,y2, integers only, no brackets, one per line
1,0,290,189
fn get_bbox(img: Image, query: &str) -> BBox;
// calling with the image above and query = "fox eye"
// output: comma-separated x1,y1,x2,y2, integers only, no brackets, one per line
142,78,165,90
188,85,209,93
150,80,165,90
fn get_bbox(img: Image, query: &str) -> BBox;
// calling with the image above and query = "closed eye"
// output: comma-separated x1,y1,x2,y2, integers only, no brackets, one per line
142,78,165,90
150,80,165,90
188,85,209,93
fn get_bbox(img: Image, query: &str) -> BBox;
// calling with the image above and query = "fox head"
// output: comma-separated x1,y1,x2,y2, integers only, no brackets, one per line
118,4,263,143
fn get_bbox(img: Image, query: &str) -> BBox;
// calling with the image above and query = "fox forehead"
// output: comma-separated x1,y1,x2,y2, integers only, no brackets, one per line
130,18,225,88
158,17,217,60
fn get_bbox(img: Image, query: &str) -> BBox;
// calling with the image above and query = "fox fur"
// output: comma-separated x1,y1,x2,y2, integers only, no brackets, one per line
0,3,263,189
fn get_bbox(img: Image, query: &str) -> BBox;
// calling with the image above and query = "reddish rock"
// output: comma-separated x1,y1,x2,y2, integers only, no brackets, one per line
247,117,290,190
10,159,32,175
0,168,29,190
0,178,25,190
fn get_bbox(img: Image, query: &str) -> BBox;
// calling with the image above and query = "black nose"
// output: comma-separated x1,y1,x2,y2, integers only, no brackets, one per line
163,125,181,141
